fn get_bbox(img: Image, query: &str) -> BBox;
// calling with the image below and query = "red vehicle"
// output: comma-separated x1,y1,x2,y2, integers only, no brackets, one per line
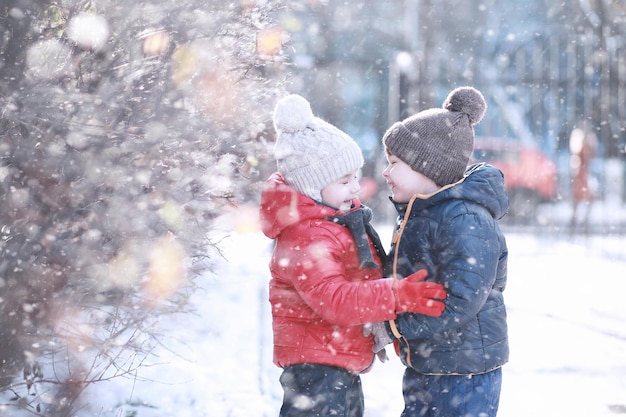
472,137,558,223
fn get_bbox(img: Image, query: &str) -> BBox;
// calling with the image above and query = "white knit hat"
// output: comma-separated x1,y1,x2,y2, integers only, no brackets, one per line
273,94,364,201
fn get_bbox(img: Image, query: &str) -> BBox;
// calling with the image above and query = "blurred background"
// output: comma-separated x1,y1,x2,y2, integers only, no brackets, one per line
269,0,626,231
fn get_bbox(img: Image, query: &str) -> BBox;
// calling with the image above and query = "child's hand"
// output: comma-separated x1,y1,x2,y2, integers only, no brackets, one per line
392,270,446,316
376,348,389,363
363,322,393,353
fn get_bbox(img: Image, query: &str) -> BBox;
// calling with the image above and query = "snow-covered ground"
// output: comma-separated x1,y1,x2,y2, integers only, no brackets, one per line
86,203,626,417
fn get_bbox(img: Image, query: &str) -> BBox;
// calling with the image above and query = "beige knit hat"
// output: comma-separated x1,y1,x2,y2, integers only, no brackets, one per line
383,87,487,186
273,94,364,201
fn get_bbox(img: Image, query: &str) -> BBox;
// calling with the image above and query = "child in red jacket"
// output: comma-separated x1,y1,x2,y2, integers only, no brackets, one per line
259,94,447,417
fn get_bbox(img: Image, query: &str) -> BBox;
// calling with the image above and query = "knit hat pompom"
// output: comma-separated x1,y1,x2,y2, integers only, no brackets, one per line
443,86,487,126
273,94,315,133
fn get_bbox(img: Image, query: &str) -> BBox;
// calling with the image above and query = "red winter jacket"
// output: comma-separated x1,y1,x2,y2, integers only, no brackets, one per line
259,173,397,374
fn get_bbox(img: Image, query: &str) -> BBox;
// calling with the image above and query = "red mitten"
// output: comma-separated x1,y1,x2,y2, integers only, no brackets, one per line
392,270,446,316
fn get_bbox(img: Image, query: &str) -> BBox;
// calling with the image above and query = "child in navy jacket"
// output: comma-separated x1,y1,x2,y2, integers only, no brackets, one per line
373,87,509,417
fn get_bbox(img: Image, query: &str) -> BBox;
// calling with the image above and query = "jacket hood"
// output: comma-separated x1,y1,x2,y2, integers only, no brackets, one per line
259,172,361,239
395,163,509,220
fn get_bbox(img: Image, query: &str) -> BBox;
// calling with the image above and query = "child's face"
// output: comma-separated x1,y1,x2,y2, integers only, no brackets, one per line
382,153,438,203
320,169,361,211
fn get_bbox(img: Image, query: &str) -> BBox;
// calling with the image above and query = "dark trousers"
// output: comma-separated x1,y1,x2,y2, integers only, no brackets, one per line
401,367,502,417
279,363,364,417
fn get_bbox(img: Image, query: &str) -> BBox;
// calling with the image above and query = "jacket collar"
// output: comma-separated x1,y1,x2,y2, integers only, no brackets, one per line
259,172,362,239
392,163,508,221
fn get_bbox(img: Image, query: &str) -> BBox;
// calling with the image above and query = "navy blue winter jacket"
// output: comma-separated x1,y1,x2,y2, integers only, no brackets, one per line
386,163,509,375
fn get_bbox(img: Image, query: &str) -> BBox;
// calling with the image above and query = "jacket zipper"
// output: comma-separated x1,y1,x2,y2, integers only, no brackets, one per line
390,195,419,368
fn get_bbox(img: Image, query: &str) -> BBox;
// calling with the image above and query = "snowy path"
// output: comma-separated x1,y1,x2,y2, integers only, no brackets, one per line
364,230,626,417
89,211,626,417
